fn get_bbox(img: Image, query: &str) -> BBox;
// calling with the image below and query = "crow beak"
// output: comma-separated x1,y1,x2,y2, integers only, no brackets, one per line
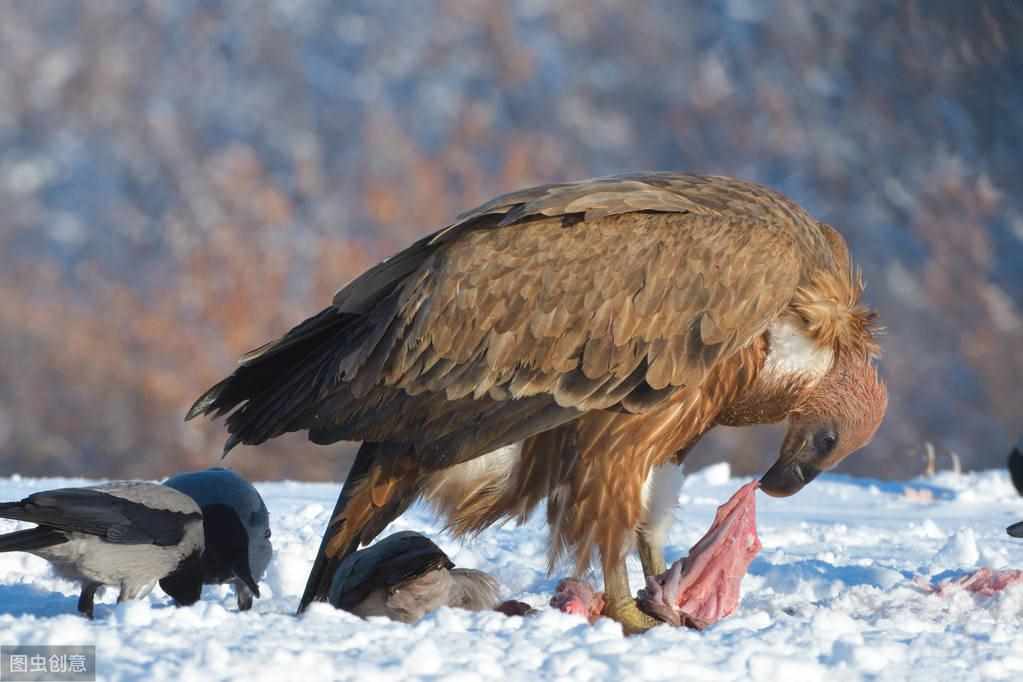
233,559,261,598
1008,521,1023,538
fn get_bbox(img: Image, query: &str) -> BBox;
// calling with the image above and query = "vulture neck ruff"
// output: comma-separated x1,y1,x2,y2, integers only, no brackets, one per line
761,318,833,386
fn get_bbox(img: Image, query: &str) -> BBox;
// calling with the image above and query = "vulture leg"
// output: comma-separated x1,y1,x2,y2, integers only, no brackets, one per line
637,458,687,581
637,532,667,580
601,554,660,635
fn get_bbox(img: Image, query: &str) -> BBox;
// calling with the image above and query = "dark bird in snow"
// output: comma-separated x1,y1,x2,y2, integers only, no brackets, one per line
1008,441,1023,538
0,481,204,618
188,172,887,632
1008,441,1023,497
328,530,500,623
162,467,272,610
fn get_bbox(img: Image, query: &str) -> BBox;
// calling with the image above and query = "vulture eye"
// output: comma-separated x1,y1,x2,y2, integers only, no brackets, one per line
814,430,838,455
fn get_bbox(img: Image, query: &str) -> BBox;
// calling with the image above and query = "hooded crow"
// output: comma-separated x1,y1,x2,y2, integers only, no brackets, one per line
0,481,204,618
162,467,272,610
328,531,500,624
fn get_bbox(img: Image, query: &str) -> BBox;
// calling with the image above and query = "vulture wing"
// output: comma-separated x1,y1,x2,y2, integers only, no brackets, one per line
189,173,817,469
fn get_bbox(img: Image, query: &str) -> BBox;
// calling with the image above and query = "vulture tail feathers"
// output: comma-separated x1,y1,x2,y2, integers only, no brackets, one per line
297,442,419,613
185,307,361,453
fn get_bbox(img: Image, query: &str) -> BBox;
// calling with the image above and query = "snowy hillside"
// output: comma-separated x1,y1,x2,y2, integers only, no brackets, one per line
1,465,1022,682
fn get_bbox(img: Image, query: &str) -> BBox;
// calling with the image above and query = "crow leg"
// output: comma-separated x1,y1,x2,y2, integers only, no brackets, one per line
235,581,254,611
77,582,100,619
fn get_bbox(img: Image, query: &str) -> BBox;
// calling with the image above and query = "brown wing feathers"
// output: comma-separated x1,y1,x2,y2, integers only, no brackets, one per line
189,177,809,458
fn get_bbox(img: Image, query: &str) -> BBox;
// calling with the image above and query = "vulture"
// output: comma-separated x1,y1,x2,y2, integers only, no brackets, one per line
187,172,887,632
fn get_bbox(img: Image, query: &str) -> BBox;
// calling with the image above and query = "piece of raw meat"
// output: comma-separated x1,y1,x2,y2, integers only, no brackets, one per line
550,578,606,624
916,568,1023,597
637,479,762,629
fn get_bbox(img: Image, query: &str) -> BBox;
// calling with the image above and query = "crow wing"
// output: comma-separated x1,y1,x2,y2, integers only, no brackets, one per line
0,489,197,546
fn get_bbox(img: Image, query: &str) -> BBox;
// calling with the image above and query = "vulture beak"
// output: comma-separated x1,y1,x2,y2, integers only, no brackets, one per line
760,459,820,498
1008,521,1023,538
760,427,821,498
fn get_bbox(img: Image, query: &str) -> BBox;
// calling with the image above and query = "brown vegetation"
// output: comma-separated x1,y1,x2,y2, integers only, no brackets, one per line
0,1,1020,481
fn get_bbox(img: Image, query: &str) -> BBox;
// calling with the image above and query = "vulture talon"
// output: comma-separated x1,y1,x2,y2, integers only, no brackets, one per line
600,559,662,634
637,558,685,624
604,595,663,635
635,558,709,629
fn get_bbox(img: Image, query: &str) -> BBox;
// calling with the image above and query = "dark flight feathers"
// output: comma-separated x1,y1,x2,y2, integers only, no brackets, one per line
0,490,197,547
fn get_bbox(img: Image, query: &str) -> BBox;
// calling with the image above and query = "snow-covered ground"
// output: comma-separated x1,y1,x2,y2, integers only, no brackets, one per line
1,464,1022,682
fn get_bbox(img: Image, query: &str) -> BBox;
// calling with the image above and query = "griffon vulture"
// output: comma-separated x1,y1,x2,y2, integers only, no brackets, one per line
187,173,887,632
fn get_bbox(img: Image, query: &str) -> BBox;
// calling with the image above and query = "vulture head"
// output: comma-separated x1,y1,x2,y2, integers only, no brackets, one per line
762,347,887,498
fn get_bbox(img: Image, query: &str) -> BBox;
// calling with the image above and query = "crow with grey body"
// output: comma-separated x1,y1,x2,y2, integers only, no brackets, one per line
162,467,272,610
0,481,204,617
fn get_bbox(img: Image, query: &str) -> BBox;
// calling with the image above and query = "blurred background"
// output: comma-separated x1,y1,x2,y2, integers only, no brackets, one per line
1,0,1021,482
